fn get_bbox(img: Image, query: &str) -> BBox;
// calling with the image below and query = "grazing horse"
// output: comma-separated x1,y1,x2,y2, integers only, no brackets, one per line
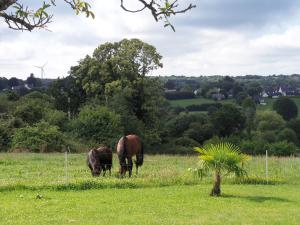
116,135,144,177
87,146,112,177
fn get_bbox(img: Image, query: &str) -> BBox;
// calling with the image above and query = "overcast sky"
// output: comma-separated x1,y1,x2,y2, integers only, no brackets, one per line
1,0,300,79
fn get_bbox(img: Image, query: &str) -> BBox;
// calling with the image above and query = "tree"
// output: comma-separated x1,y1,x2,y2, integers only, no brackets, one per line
255,111,285,131
26,73,41,88
71,39,163,97
195,143,250,196
1,0,195,31
273,97,298,121
210,104,245,137
7,77,19,88
287,119,300,143
242,97,256,138
72,105,123,147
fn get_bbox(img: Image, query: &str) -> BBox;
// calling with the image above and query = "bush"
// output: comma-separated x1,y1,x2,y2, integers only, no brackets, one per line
13,100,45,125
239,139,268,155
0,124,11,151
11,121,66,152
72,105,123,147
183,122,214,144
256,131,277,143
287,119,300,142
267,141,300,156
173,137,200,147
277,128,298,145
256,111,285,131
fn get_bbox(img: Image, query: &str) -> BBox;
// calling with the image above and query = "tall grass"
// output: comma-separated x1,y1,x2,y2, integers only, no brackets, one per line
0,153,299,192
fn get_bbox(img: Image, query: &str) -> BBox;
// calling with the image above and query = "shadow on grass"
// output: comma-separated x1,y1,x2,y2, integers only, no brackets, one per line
221,194,292,203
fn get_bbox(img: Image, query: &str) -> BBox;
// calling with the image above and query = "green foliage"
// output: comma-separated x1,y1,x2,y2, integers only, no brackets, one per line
195,143,251,177
72,105,123,147
287,119,300,142
0,123,11,151
277,128,298,145
183,122,214,144
239,139,267,155
13,100,45,125
267,141,300,156
44,110,68,130
71,39,163,97
256,130,277,143
11,121,66,152
256,111,285,131
242,97,256,137
273,97,298,121
210,104,245,137
6,91,19,101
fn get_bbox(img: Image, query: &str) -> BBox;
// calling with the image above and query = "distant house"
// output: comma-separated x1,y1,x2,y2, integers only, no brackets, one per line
212,93,225,101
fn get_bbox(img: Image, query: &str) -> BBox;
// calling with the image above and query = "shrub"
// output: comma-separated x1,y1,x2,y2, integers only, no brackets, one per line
0,124,11,151
267,141,300,156
173,137,200,147
256,111,285,131
256,131,277,143
11,121,66,152
72,105,123,147
277,128,298,145
287,119,300,142
13,100,45,125
239,139,268,155
183,122,214,144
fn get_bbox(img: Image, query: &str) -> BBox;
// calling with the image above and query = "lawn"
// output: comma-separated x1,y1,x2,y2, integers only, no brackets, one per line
168,98,234,107
0,154,299,225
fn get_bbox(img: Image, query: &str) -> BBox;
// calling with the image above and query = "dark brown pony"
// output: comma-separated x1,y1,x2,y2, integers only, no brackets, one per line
116,134,144,177
87,146,112,177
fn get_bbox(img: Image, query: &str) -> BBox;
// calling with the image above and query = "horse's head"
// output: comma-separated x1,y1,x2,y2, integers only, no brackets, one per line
88,149,102,177
119,164,127,176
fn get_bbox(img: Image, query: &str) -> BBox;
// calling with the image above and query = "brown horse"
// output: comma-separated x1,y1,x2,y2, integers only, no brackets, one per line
116,135,144,177
87,146,112,177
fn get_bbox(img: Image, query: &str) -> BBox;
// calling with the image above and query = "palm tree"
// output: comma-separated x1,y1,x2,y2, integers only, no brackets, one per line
194,143,251,196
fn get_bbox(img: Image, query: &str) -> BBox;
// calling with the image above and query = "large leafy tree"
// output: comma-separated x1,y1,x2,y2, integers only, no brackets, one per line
210,104,246,137
273,97,298,121
195,143,250,196
71,38,163,97
0,0,195,31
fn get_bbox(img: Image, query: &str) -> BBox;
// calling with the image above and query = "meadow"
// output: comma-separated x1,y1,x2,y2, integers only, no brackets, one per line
170,96,300,118
0,153,299,224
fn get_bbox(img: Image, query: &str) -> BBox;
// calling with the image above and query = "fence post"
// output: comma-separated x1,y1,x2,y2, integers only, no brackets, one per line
265,150,268,184
65,151,68,181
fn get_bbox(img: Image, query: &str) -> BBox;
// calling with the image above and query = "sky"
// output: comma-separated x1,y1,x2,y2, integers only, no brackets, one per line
1,0,300,79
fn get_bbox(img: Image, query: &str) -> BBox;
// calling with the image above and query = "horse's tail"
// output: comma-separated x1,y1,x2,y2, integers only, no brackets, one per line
136,142,144,166
118,136,127,163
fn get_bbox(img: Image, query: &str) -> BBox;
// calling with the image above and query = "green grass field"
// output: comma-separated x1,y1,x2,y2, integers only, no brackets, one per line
169,98,234,107
169,96,300,118
0,154,299,224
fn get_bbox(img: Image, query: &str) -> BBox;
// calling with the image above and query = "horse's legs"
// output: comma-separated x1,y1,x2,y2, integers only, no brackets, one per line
128,158,133,177
136,164,138,176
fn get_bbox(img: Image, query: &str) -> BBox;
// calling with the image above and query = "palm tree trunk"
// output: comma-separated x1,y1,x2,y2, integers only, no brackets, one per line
210,170,221,196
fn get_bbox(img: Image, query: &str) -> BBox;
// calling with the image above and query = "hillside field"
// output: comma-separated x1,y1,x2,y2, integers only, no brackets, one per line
169,96,300,117
0,153,299,225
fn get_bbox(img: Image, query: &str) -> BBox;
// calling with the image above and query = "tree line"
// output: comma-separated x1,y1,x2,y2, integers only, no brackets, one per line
0,39,299,156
